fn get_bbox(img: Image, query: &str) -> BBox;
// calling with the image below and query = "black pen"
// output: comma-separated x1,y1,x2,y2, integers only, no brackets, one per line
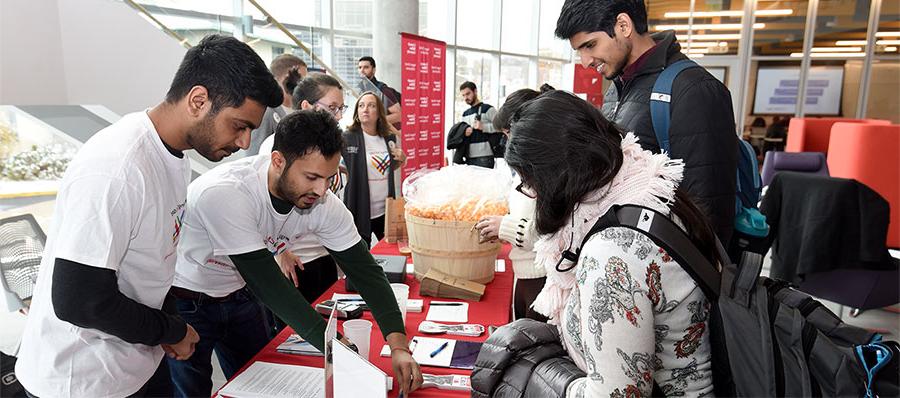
430,302,464,306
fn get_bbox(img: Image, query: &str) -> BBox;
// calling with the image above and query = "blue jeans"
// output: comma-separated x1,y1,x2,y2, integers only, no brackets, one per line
167,287,270,398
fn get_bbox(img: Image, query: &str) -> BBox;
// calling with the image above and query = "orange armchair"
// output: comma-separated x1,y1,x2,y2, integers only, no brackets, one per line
786,118,890,154
827,122,900,248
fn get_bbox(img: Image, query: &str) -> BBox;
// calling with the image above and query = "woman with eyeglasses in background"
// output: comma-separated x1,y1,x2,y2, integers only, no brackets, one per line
342,91,407,247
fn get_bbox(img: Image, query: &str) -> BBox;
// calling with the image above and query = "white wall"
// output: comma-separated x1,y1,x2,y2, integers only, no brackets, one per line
1,0,187,115
0,0,68,105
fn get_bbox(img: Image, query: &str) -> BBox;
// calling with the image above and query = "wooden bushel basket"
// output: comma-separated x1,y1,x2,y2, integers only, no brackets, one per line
405,213,500,284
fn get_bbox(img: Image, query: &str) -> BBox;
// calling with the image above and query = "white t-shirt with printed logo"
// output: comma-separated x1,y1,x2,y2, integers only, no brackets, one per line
15,111,191,398
364,133,390,218
173,154,360,297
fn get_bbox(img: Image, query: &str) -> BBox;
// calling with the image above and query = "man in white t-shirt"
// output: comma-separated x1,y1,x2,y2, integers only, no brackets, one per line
256,73,350,339
169,110,423,397
14,35,284,398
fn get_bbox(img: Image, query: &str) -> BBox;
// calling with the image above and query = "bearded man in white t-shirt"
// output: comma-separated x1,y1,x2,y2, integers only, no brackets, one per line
257,73,350,335
170,109,423,397
14,35,284,398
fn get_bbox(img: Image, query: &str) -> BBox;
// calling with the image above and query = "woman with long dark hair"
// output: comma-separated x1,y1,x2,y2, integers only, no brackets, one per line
505,91,720,396
342,91,406,246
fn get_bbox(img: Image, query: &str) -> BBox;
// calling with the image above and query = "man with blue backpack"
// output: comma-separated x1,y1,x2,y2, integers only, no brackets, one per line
556,0,744,248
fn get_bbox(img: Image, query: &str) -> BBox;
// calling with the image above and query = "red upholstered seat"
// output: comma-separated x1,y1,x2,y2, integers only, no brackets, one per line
785,118,890,154
827,122,900,248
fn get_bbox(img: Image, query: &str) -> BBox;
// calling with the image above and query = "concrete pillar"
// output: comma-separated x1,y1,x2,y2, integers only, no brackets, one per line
372,0,418,89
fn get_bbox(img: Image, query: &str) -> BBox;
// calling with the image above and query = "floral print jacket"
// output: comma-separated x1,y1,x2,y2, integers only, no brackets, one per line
561,227,715,397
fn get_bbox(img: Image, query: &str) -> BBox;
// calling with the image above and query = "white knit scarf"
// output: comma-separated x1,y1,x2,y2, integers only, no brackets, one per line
531,133,684,324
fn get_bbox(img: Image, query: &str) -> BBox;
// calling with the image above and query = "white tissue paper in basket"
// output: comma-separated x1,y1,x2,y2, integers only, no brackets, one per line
402,165,513,221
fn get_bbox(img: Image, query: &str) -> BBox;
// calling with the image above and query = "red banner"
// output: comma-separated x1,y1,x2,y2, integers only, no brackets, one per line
400,33,446,182
572,63,604,108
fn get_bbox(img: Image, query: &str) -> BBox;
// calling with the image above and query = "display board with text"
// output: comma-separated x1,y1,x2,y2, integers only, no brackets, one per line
753,66,844,115
400,33,446,181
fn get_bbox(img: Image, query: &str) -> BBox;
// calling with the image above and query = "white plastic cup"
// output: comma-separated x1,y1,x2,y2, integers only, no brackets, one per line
342,319,373,359
390,283,410,324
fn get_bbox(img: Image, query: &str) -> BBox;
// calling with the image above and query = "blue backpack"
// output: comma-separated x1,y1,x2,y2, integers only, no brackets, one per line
649,59,769,240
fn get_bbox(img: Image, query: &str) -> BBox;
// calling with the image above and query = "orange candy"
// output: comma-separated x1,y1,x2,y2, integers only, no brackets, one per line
407,199,508,221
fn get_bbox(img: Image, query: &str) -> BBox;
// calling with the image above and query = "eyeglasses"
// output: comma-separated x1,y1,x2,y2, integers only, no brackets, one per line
316,101,348,116
515,181,537,199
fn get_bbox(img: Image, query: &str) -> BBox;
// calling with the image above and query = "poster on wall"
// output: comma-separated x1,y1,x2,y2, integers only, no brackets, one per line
400,33,446,182
753,66,844,115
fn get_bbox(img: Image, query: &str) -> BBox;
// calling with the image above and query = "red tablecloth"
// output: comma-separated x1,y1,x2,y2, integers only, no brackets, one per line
221,241,513,397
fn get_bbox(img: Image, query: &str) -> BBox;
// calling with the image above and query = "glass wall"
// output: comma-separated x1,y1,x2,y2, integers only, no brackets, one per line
648,0,746,58
130,0,898,132
752,0,810,56
423,0,574,127
866,0,900,122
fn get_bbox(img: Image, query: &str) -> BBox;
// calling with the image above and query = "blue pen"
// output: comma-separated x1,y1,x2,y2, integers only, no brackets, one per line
429,341,449,358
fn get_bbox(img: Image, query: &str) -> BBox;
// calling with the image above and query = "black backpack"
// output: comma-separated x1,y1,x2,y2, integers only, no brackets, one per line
572,204,900,397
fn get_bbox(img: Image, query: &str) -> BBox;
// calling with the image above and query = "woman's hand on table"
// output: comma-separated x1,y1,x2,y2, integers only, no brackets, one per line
275,250,304,288
386,332,423,395
474,216,503,244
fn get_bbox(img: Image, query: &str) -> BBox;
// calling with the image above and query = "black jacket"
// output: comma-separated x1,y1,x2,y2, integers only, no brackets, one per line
471,319,584,397
602,30,738,244
446,121,506,166
760,172,895,284
341,130,397,242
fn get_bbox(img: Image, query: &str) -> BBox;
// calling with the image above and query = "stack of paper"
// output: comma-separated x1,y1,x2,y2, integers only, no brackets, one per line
425,301,469,323
217,362,323,398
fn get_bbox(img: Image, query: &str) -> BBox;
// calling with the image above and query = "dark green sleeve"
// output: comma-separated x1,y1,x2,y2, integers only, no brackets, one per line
230,250,328,351
327,240,406,338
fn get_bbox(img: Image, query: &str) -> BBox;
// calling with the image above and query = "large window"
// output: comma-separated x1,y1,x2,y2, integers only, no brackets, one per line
538,0,570,59
752,0,810,56
132,0,898,135
865,59,900,122
864,0,900,122
538,59,565,90
499,55,531,102
419,0,455,44
454,50,496,120
333,0,372,31
448,0,573,128
874,0,900,56
455,0,498,50
500,0,538,55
